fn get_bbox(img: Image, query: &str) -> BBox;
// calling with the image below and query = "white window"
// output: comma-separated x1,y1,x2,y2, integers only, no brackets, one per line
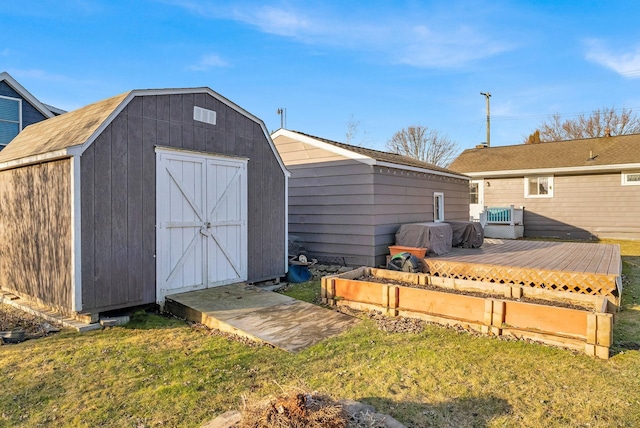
469,182,479,204
525,176,553,198
622,171,640,186
434,192,444,222
0,95,21,149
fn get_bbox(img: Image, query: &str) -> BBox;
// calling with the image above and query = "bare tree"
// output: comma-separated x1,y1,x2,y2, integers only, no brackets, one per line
386,125,459,167
525,107,640,143
344,114,372,147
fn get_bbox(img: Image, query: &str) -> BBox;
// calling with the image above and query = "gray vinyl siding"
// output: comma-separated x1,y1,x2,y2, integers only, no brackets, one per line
0,81,47,129
372,168,469,266
483,172,640,240
0,159,72,313
81,93,286,313
288,159,375,266
287,159,470,267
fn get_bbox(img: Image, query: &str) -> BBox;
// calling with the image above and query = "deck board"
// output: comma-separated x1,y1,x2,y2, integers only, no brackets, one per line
424,239,621,299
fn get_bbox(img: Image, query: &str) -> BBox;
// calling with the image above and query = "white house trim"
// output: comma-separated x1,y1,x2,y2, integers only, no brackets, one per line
0,72,55,119
70,154,82,312
79,88,290,178
271,128,374,164
462,162,640,178
272,128,468,180
375,161,469,180
0,149,75,172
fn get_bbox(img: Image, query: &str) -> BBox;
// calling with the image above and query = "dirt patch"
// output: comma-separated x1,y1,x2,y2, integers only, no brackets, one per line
357,275,593,311
0,303,60,343
205,390,405,428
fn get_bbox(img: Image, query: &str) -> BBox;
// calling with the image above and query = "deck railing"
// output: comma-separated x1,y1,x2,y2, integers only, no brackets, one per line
479,205,523,227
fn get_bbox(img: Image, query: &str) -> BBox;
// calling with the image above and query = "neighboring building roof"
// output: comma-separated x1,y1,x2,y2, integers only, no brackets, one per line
0,72,57,119
272,129,468,179
0,88,289,176
0,92,129,163
449,133,640,177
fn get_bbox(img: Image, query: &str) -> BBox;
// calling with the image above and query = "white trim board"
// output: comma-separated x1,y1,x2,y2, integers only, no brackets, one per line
0,72,55,119
462,162,640,178
272,128,468,180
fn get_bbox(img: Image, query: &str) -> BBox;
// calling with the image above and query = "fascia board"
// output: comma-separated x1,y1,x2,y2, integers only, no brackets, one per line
0,149,71,171
462,162,640,178
375,161,470,180
271,128,375,165
78,88,291,177
0,72,54,119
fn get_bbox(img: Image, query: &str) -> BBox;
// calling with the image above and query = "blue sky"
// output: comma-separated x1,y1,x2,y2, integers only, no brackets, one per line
3,0,640,151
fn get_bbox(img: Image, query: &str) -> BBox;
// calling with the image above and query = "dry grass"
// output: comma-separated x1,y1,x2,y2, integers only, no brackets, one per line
0,239,638,427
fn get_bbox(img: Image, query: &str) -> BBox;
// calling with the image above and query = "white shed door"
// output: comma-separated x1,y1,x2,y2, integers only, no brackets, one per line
156,150,247,302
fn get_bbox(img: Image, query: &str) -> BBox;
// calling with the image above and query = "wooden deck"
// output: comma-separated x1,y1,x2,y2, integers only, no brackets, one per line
423,239,622,300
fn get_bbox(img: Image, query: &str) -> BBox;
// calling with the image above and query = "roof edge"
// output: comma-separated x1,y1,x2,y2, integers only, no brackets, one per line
462,162,640,178
271,128,375,165
0,72,55,119
79,88,290,177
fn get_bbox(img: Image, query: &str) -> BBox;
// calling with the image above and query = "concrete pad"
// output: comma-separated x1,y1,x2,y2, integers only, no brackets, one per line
165,283,358,352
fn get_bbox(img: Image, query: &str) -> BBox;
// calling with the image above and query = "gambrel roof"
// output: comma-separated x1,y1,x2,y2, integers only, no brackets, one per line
0,88,288,175
272,129,468,179
449,133,640,177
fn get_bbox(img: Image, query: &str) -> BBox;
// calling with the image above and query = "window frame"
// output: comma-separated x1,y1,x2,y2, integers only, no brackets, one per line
524,175,554,198
433,192,444,222
469,182,479,204
622,171,640,186
0,95,22,149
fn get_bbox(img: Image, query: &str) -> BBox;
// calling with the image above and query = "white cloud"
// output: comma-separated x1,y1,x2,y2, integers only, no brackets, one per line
187,54,230,71
165,1,511,69
585,39,640,78
397,24,510,68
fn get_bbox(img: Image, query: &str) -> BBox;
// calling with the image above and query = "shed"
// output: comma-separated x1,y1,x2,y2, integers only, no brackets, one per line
271,129,470,267
0,88,289,318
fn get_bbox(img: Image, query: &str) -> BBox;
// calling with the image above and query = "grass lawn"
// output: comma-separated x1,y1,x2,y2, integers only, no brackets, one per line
1,241,639,427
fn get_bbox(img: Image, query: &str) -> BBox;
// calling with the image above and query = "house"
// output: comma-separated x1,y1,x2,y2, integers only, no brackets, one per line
271,129,470,267
448,134,640,240
0,71,64,149
0,88,289,318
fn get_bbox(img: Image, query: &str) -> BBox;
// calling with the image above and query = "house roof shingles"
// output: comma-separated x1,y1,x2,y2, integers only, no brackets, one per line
0,92,130,163
449,133,640,174
291,130,464,177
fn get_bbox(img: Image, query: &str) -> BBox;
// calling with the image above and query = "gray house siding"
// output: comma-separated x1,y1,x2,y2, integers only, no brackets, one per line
0,81,47,129
80,93,286,313
288,159,376,266
482,172,640,240
371,169,469,266
286,157,469,267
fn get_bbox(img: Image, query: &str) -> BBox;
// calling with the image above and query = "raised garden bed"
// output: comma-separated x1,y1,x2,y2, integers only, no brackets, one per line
321,267,615,359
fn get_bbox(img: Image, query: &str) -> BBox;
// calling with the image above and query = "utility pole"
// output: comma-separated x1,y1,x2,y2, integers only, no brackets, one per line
276,108,286,129
480,92,491,147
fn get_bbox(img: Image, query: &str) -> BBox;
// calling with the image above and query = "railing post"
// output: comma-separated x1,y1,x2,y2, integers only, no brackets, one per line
509,205,515,225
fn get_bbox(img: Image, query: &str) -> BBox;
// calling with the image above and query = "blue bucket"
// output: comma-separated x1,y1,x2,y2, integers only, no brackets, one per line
287,264,312,283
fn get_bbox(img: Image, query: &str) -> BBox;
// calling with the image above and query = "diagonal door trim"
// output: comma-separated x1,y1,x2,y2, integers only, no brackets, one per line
165,163,205,222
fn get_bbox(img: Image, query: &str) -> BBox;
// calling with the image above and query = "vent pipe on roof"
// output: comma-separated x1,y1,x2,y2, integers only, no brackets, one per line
480,92,491,147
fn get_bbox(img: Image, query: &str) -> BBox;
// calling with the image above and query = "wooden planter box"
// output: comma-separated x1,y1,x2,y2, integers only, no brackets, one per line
388,245,427,259
321,267,614,359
